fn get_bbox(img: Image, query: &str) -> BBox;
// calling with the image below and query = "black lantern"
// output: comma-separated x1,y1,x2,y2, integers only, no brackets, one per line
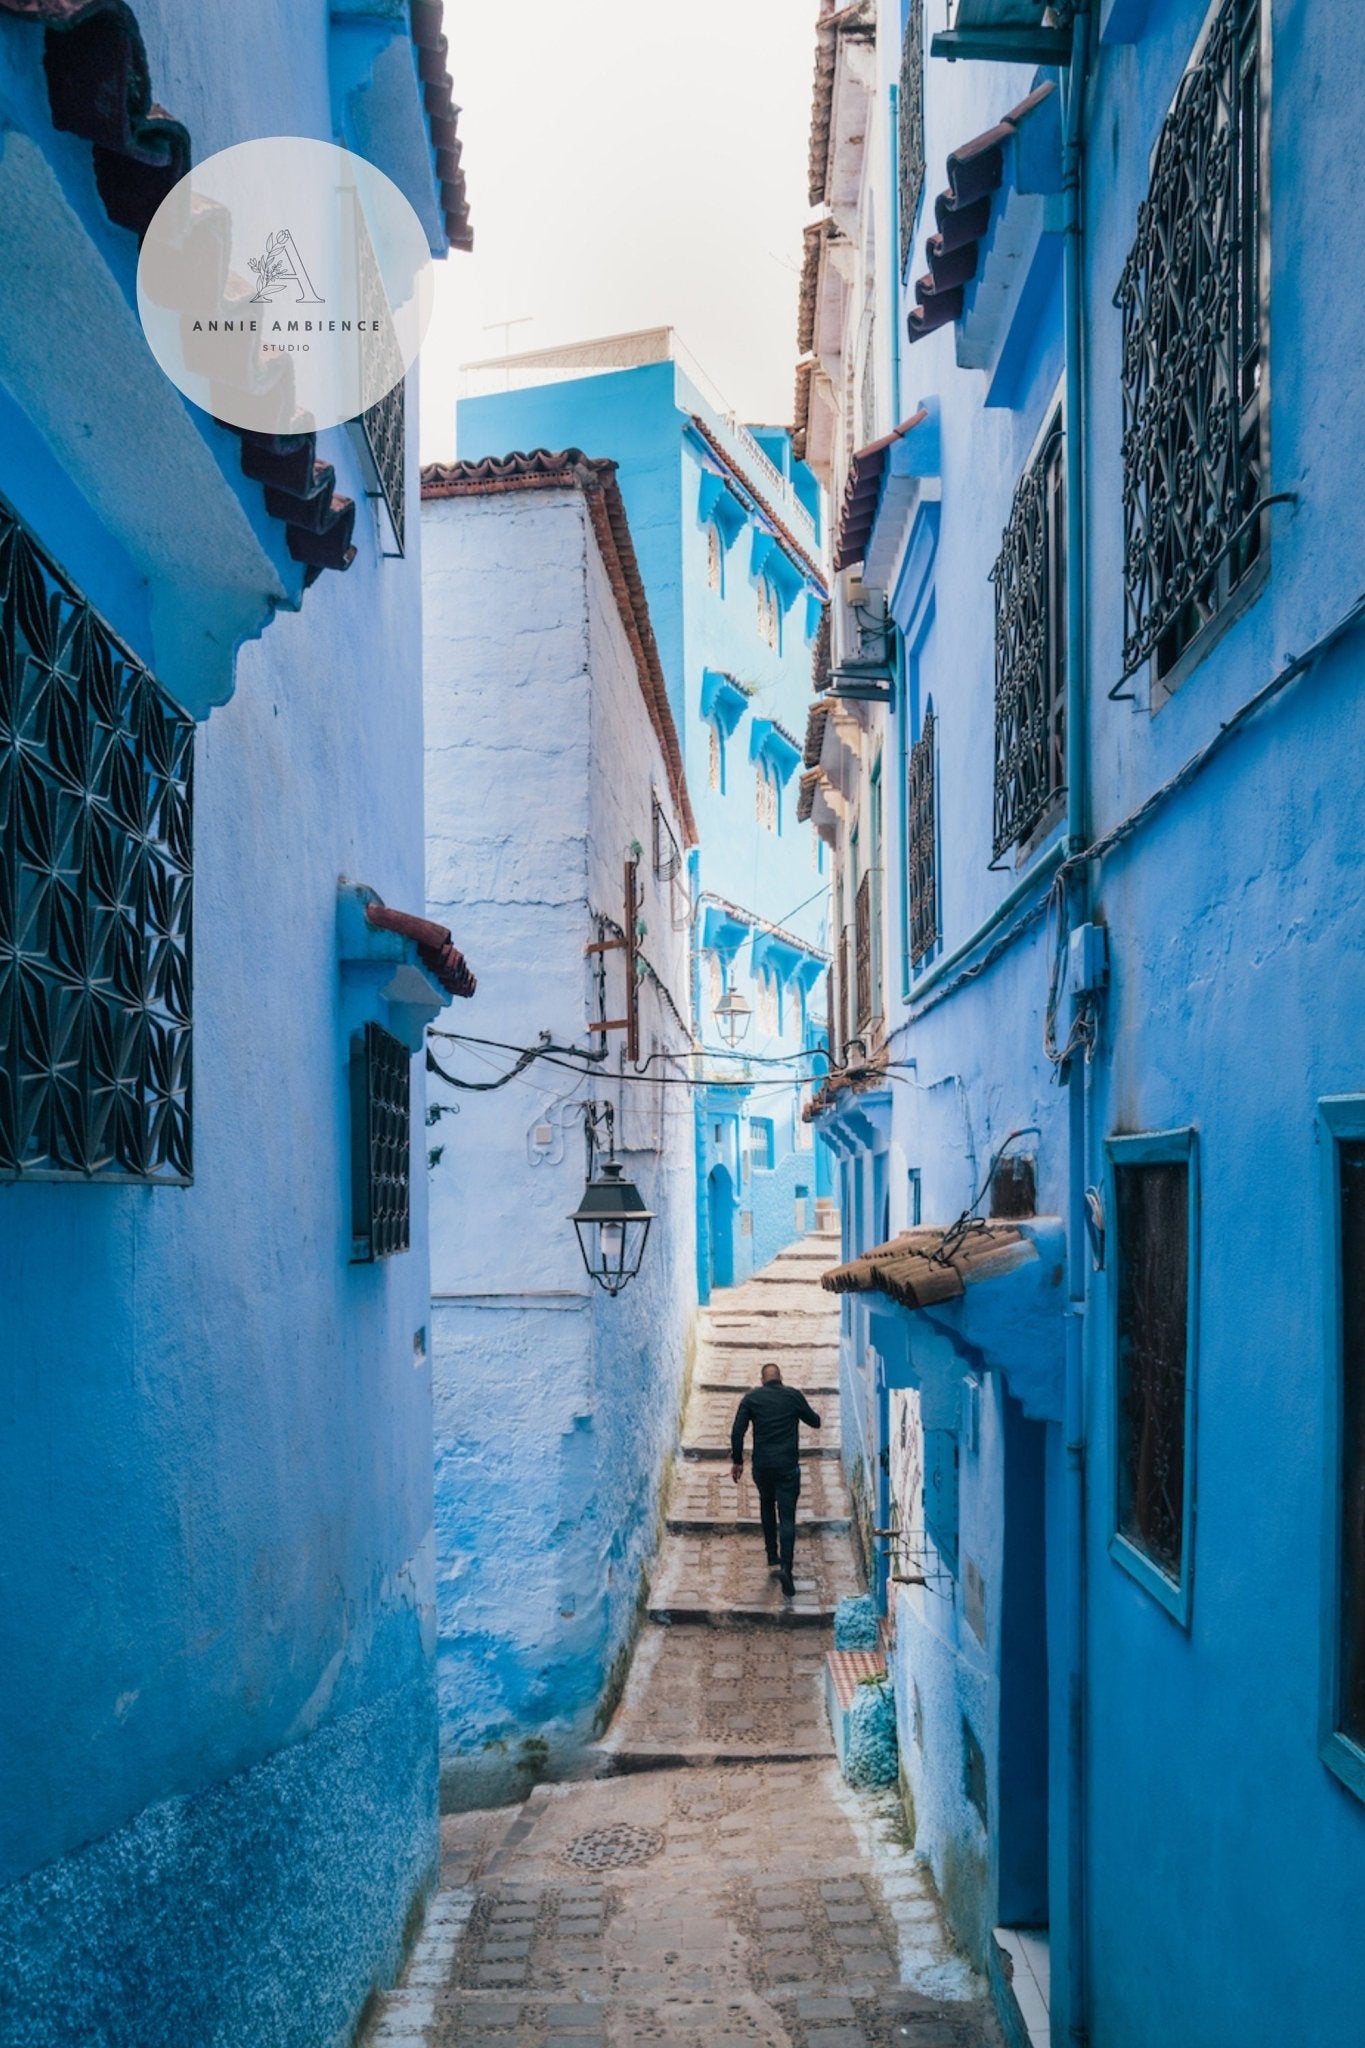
714,975,752,1048
570,1159,655,1296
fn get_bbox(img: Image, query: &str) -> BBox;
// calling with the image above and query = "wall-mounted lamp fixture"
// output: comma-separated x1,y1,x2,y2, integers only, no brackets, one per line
714,974,752,1048
568,1101,655,1297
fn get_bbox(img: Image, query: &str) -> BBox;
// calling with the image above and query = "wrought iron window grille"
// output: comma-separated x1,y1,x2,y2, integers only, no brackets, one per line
359,378,406,558
854,872,873,1030
0,492,194,1183
651,794,681,883
350,1019,412,1261
898,0,926,277
991,413,1066,863
908,708,939,967
351,193,407,557
1114,1158,1190,1580
1115,0,1265,686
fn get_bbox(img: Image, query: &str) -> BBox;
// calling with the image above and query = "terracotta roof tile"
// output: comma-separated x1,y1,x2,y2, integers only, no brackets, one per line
0,1,369,583
820,1221,1029,1307
906,82,1056,347
807,0,876,208
421,451,697,846
833,409,929,572
796,768,820,823
409,0,474,252
365,901,476,998
804,700,831,768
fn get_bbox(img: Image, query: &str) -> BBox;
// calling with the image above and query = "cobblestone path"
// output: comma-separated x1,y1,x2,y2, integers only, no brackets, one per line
366,1238,1000,2048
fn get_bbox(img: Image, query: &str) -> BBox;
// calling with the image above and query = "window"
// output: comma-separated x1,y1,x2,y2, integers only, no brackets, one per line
898,0,926,272
350,1021,412,1261
0,490,194,1183
756,970,779,1037
757,576,780,651
854,871,873,1030
651,792,681,881
1319,1097,1365,1801
1116,0,1264,686
706,521,723,594
992,411,1065,862
749,1117,775,1171
908,708,939,965
755,758,779,833
708,722,724,794
1108,1129,1198,1623
907,1168,922,1227
356,207,407,555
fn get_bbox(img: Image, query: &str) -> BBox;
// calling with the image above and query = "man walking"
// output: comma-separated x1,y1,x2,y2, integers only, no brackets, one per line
730,1362,821,1598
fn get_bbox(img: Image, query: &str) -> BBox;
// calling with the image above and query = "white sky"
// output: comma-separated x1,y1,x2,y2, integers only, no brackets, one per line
417,0,818,460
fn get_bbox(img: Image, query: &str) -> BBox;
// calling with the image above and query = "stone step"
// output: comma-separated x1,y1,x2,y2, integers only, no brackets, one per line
682,1387,840,1460
667,1457,852,1530
596,1622,834,1762
650,1529,860,1623
696,1374,841,1397
595,1740,833,1773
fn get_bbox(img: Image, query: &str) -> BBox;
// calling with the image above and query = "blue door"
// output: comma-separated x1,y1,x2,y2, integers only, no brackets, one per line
708,1163,735,1290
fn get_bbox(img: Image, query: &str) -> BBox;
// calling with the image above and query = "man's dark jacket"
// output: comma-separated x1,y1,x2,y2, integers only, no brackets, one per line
731,1382,821,1473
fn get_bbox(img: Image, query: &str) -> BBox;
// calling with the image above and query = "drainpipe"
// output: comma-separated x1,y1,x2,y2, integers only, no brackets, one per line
1061,7,1094,2044
888,80,904,425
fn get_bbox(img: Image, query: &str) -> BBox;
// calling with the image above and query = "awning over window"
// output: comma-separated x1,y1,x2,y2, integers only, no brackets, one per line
824,1218,1066,1419
905,82,1056,347
700,668,751,739
834,409,931,572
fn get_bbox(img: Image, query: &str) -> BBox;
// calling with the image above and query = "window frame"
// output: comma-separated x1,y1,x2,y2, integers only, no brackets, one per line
1115,0,1271,705
1317,1095,1365,1805
1105,1126,1200,1627
990,404,1067,865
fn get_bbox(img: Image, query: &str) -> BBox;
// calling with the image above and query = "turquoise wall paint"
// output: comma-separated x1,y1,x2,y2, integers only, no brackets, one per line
0,4,449,2036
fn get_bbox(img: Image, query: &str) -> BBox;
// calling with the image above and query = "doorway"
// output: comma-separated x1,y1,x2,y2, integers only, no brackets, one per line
708,1163,736,1291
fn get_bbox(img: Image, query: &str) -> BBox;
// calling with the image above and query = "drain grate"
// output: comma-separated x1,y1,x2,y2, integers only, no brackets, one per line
562,1822,665,1871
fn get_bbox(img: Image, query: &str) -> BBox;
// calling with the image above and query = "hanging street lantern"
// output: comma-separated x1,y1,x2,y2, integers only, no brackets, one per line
569,1159,655,1296
714,976,752,1048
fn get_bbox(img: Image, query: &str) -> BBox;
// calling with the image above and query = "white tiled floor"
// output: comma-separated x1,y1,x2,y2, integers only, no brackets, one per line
994,1924,1050,2048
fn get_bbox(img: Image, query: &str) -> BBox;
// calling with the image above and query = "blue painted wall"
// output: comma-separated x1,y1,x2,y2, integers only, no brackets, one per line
421,478,698,1804
814,1,1365,2041
459,357,831,1300
0,5,452,2039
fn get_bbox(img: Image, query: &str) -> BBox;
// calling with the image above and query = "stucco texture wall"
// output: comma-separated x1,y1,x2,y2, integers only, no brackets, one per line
423,486,695,1806
0,419,440,2040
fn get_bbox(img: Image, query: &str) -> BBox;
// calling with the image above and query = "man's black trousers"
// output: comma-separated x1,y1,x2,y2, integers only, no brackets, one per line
754,1461,801,1572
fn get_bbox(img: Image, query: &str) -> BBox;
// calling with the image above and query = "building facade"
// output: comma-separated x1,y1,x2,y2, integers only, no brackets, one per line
456,339,835,1298
0,4,470,2040
800,2,1365,2045
420,452,699,1803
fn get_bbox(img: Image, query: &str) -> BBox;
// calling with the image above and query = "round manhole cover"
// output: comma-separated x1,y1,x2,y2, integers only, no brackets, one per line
562,1823,665,1872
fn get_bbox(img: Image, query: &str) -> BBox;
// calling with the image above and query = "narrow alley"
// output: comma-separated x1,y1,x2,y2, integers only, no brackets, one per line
365,1244,1000,2048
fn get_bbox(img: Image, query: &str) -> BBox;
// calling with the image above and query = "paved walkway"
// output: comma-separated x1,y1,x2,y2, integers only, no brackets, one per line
366,1238,999,2048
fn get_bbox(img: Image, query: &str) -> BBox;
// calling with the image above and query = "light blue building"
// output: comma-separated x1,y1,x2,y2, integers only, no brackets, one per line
456,335,836,1296
419,449,700,1803
802,1,1365,2044
0,3,469,2039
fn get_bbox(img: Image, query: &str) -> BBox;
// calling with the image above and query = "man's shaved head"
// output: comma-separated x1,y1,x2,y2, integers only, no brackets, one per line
761,1362,783,1384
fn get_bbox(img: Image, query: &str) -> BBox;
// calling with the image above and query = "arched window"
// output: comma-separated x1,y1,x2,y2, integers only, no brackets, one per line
757,576,780,652
755,758,778,831
706,522,723,594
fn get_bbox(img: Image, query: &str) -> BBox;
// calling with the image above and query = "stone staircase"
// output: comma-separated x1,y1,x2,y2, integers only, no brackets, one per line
597,1232,862,1772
